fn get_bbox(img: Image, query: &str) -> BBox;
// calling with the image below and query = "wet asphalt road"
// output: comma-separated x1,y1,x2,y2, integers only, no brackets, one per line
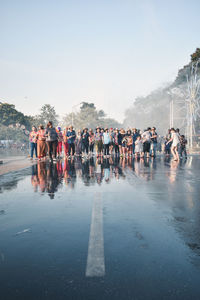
0,156,200,300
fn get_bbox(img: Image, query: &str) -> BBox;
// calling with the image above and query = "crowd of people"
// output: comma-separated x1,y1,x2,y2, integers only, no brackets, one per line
29,122,187,162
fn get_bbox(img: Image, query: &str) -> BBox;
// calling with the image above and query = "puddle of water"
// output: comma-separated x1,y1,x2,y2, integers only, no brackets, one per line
0,156,200,299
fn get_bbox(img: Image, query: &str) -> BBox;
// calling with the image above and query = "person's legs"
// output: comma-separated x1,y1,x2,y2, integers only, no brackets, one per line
47,141,53,160
119,145,122,155
52,141,58,159
68,143,72,156
122,146,126,156
174,146,179,161
104,144,107,156
30,143,34,158
90,144,94,153
85,144,89,155
31,143,37,158
184,147,187,158
143,142,146,156
37,141,41,159
180,147,183,158
57,141,62,156
153,142,157,157
82,143,86,155
109,143,113,154
107,144,110,155
63,142,68,157
128,145,132,156
96,141,100,156
71,143,75,155
171,146,177,160
146,142,150,158
117,145,119,154
132,143,135,155
143,142,150,158
115,144,119,154
34,143,38,158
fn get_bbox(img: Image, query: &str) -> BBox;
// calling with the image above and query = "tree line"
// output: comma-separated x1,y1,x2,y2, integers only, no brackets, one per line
0,102,121,143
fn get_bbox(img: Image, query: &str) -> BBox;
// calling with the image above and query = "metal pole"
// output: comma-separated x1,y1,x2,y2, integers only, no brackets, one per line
72,111,74,126
190,100,193,149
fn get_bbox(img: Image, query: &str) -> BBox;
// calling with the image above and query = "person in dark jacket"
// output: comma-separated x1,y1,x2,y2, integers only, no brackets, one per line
66,125,76,157
45,121,58,161
81,128,89,156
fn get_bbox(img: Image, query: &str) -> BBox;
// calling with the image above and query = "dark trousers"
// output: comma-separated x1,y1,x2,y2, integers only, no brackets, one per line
104,144,110,155
30,142,37,158
114,144,119,154
132,143,135,154
89,144,94,152
68,143,75,156
82,143,89,154
180,146,187,157
47,141,58,159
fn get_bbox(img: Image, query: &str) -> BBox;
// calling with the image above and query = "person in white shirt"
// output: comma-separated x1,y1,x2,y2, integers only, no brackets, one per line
141,127,152,158
166,128,180,161
103,128,111,157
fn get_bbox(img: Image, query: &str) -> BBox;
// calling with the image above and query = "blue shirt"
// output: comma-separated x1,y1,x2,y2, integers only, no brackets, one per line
66,130,76,144
132,132,139,142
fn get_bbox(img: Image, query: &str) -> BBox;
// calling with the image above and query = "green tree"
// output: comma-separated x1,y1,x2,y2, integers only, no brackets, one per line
62,102,121,130
35,104,59,127
0,103,32,129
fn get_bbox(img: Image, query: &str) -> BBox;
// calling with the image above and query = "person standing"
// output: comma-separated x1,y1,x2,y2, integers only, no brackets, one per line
135,135,143,158
89,129,95,155
95,127,103,157
46,121,58,161
81,128,89,157
37,125,46,161
118,129,123,156
66,125,76,157
56,126,63,159
141,127,152,158
75,130,82,156
63,127,69,159
29,126,38,160
150,127,158,157
114,129,120,155
179,135,187,159
109,128,115,155
121,129,128,157
132,128,139,155
166,128,180,161
127,130,133,157
103,128,111,157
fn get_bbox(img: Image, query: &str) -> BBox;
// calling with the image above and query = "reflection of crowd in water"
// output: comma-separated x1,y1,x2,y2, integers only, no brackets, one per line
31,157,123,198
31,155,190,198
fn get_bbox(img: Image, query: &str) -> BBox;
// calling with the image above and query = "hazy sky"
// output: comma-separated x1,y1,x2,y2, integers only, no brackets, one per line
1,0,200,122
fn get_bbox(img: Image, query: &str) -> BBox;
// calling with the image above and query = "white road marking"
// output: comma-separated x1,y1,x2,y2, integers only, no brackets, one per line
86,192,105,277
